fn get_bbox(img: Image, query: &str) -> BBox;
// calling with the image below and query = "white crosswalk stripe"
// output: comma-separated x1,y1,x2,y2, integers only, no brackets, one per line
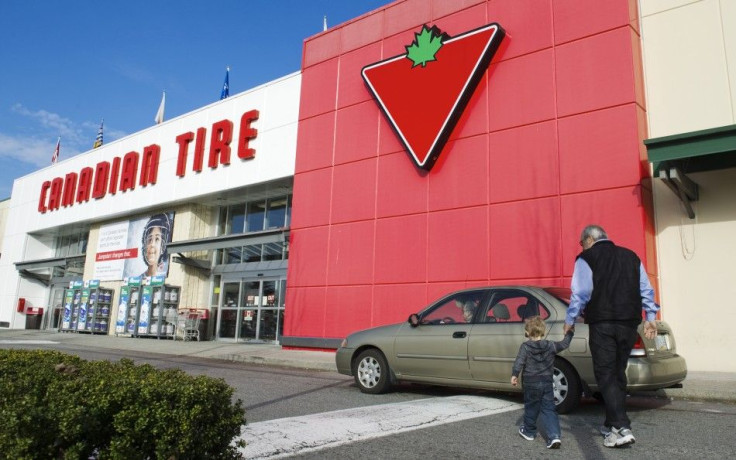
238,395,522,459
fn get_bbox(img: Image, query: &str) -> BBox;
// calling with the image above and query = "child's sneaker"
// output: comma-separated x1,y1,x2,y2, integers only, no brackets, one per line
518,426,535,441
546,438,561,449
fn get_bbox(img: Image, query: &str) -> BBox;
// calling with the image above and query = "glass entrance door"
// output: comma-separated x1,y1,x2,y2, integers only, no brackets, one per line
44,286,66,330
217,277,285,342
219,282,241,339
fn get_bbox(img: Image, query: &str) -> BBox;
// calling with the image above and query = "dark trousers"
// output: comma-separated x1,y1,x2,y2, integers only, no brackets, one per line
522,380,560,440
589,321,638,429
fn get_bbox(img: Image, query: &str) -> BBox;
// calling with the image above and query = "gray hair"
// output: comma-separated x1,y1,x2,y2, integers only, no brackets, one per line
580,224,608,242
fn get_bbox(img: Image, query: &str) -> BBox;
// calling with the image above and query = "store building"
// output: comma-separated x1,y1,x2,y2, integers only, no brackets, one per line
1,0,735,372
0,72,300,341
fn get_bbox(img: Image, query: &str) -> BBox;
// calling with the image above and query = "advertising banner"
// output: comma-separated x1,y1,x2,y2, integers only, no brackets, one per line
115,286,130,334
76,288,90,331
93,212,175,281
62,289,74,329
138,286,153,335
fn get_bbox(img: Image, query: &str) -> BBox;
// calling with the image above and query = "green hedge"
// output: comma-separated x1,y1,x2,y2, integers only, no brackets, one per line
0,349,246,459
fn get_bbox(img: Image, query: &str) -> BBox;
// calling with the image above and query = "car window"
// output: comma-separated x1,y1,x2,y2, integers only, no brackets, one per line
482,289,550,323
542,287,585,323
420,290,486,325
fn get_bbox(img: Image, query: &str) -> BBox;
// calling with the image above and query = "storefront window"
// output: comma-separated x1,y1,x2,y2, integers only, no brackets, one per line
246,201,266,232
54,229,89,258
215,195,291,265
226,247,243,264
266,196,288,229
263,242,284,261
228,205,246,234
242,244,262,263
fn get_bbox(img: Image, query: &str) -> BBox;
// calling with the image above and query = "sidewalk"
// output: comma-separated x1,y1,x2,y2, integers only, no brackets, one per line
2,329,735,404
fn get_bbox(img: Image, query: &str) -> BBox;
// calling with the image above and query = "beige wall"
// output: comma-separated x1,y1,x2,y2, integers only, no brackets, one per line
83,203,216,334
641,0,736,371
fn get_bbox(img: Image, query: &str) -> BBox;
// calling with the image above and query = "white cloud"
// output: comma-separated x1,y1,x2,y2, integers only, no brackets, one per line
11,103,86,145
0,132,81,167
1,104,129,168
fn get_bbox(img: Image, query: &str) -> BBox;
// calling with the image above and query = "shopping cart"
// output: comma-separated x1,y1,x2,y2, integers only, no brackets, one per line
174,310,202,341
175,310,203,341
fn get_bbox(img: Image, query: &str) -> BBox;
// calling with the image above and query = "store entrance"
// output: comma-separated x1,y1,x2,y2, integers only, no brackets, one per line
217,277,285,342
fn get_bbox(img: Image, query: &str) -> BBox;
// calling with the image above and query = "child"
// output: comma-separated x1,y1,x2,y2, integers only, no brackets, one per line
511,316,574,449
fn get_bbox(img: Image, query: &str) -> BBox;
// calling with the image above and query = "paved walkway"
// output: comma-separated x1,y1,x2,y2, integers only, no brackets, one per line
1,329,734,404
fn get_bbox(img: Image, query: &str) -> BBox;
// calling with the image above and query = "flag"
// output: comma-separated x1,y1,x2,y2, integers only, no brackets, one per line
51,137,60,164
93,119,104,148
220,67,230,100
155,91,165,124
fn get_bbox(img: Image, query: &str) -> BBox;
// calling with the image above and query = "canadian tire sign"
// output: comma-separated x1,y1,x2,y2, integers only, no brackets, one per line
362,23,505,170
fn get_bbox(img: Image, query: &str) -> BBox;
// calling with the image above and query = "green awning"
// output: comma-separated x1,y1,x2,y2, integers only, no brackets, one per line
645,124,736,175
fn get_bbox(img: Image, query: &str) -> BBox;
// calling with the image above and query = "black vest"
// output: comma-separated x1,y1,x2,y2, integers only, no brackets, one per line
577,240,642,325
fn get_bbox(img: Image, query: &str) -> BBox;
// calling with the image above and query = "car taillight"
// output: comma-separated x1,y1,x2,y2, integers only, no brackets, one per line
629,335,647,357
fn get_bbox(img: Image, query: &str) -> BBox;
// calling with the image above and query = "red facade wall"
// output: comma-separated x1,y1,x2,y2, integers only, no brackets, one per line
286,0,654,343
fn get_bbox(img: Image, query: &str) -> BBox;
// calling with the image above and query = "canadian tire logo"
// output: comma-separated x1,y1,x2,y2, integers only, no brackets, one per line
362,23,505,170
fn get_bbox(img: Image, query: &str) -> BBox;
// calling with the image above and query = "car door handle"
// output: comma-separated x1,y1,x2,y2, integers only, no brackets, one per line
452,331,467,338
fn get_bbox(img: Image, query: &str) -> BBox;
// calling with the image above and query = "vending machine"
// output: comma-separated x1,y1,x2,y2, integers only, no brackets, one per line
77,280,114,334
115,277,142,336
60,280,84,332
140,276,180,338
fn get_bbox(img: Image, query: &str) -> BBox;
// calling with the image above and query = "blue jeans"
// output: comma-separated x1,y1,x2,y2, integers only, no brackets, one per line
522,380,560,440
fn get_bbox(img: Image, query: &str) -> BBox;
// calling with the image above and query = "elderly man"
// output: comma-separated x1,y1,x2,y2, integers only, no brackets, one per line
563,225,659,448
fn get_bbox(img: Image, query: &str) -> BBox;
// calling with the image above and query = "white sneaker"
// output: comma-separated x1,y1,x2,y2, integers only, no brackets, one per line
603,427,636,448
613,427,636,446
603,432,618,448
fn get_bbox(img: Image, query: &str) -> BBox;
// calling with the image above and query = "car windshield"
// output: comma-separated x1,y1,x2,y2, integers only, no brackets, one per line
542,287,571,306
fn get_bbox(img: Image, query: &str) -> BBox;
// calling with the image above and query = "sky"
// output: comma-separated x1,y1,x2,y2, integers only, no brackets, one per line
0,0,391,199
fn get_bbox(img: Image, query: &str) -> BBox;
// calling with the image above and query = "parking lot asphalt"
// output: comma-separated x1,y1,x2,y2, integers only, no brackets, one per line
1,328,734,405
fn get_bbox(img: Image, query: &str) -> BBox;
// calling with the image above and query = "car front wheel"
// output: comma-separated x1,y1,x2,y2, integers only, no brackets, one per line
553,358,581,414
354,349,391,394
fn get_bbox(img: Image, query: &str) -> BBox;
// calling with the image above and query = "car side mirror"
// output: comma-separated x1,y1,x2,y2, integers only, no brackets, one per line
408,313,420,327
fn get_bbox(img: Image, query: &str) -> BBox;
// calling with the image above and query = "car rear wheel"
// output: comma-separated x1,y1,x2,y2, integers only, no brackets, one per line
354,349,391,394
553,358,581,414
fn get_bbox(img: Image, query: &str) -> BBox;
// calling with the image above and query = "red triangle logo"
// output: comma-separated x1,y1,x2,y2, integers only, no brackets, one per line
362,23,505,170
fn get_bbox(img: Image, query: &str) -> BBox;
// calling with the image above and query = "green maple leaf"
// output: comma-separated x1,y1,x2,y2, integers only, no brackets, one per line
405,25,446,68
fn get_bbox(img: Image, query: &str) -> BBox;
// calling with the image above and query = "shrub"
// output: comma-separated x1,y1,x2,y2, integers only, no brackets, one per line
0,349,246,459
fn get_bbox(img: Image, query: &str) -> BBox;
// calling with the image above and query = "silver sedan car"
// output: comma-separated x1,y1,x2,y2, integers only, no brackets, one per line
335,286,687,413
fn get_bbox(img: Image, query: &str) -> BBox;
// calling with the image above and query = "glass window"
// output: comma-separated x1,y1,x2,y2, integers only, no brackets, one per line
262,242,284,261
246,201,266,232
218,207,227,236
55,230,89,258
266,197,287,229
420,290,486,325
56,235,69,258
482,290,550,323
225,247,243,264
228,205,245,234
242,244,262,263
